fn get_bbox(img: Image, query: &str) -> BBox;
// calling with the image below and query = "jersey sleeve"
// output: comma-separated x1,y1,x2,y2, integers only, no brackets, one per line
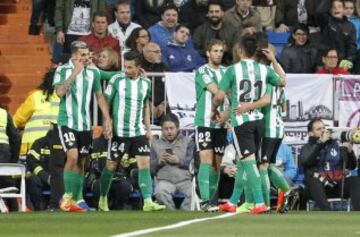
52,67,64,86
265,84,273,96
266,67,281,86
195,67,214,89
92,69,102,93
99,69,123,81
145,79,152,101
104,76,117,101
219,66,234,92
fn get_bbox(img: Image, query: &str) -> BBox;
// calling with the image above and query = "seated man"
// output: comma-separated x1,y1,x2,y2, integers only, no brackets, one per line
86,130,139,210
26,130,52,211
299,118,360,211
150,113,195,211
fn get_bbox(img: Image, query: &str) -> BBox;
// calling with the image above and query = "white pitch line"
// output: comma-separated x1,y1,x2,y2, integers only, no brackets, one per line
110,213,237,237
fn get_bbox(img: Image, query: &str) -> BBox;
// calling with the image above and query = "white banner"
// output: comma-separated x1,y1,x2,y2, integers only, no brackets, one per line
338,76,360,127
282,74,334,145
165,72,196,128
165,73,334,146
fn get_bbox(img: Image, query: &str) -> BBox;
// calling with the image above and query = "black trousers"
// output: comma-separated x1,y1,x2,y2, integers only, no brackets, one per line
92,178,133,210
26,176,49,210
305,176,360,211
48,126,65,209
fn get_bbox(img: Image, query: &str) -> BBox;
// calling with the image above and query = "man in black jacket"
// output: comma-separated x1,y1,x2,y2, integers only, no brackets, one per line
141,42,168,124
299,118,360,211
193,0,239,65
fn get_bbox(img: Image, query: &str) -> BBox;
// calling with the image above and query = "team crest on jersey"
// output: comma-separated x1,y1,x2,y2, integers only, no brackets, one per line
203,75,212,84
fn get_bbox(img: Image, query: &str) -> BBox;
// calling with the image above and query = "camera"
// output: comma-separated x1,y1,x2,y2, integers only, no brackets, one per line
327,127,360,144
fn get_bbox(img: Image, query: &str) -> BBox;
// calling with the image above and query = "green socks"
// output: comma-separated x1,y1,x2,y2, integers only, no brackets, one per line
268,165,290,193
198,163,211,202
242,159,264,204
138,168,153,199
209,169,219,200
63,171,76,199
259,169,270,206
229,162,245,205
100,167,113,197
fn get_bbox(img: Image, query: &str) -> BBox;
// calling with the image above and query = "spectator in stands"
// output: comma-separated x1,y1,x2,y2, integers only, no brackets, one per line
148,3,179,50
0,106,20,211
193,0,239,65
279,24,318,73
13,70,60,158
344,0,360,49
162,24,205,72
141,43,168,123
26,130,52,211
135,0,168,29
223,0,262,32
79,11,120,56
125,28,151,54
108,0,141,53
318,0,357,69
55,0,104,55
175,0,209,32
96,47,121,71
316,48,350,75
299,118,360,211
275,0,316,32
150,113,194,210
28,0,51,35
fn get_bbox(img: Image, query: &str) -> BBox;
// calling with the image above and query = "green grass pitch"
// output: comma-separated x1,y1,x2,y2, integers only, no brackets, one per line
0,211,359,237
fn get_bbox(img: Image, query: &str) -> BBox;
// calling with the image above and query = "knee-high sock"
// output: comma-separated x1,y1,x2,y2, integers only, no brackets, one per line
242,159,264,205
63,171,76,199
138,168,153,200
268,164,290,193
198,163,211,202
209,169,220,200
72,172,82,202
229,162,245,205
260,169,270,206
100,167,113,197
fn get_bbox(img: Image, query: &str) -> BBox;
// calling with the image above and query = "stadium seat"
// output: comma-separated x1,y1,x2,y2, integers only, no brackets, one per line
266,32,291,57
0,163,26,212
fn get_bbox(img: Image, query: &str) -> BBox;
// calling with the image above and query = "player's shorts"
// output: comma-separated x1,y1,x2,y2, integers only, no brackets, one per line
195,127,227,155
58,125,92,155
108,135,150,161
260,137,283,164
232,120,264,159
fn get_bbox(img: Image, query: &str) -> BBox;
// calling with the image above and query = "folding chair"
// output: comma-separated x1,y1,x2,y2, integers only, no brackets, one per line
0,163,26,212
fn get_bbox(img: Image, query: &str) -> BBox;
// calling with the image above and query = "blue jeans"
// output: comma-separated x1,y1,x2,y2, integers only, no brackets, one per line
30,0,46,25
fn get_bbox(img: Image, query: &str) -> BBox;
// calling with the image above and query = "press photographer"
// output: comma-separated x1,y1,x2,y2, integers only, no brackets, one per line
299,118,360,211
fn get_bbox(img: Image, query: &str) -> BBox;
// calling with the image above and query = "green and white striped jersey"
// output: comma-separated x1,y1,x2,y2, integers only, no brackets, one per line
53,61,101,131
262,86,285,138
219,59,280,127
194,64,226,128
105,74,151,137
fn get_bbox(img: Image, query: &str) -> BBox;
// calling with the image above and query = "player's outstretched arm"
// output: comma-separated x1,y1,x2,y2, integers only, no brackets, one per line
95,92,113,139
234,94,271,115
